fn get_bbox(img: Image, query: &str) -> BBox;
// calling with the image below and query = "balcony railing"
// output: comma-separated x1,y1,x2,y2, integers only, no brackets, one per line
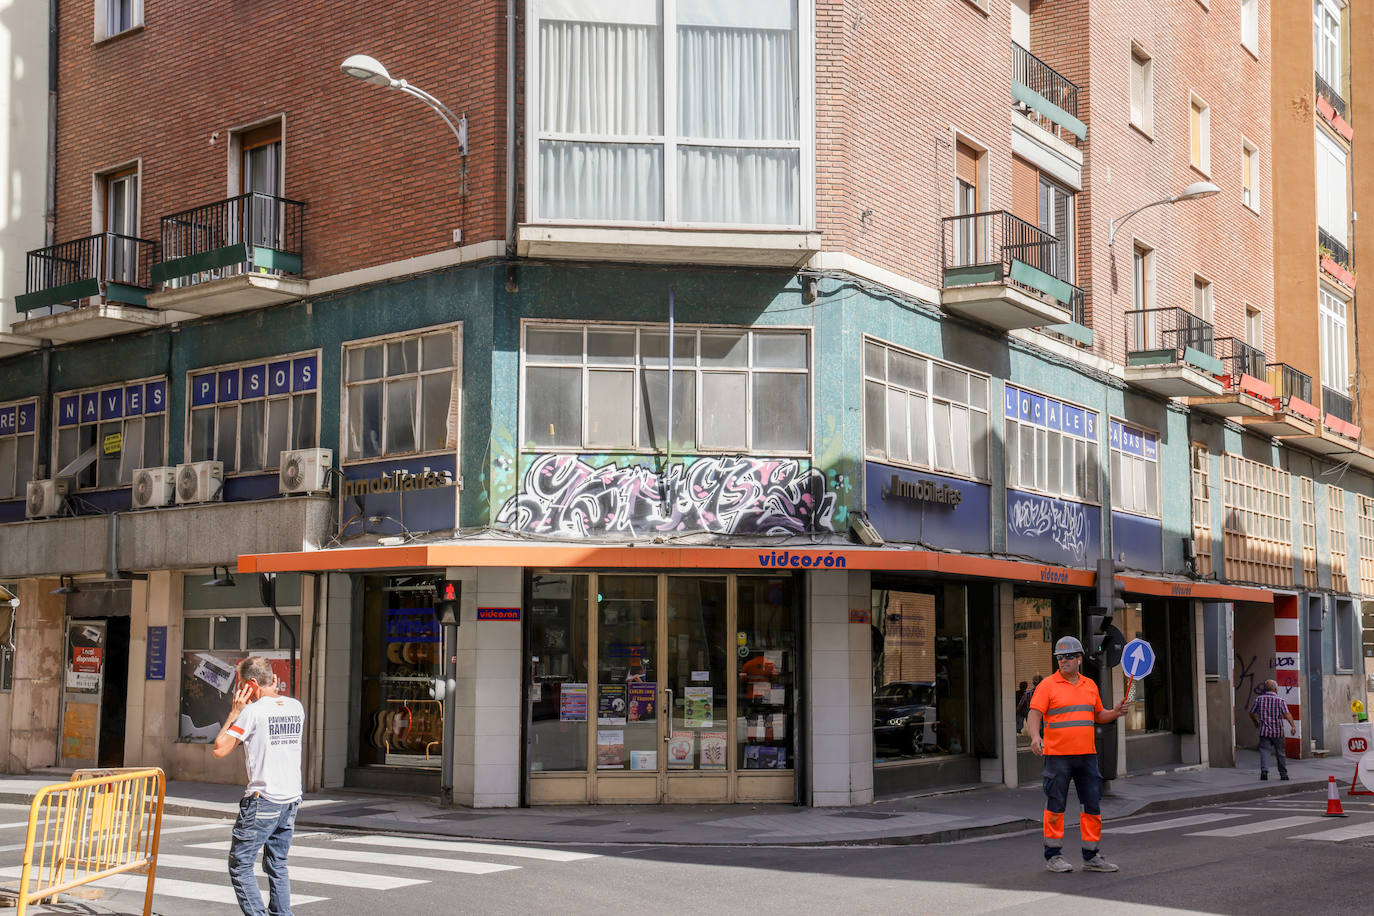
941,210,1081,316
1125,307,1216,363
1319,227,1352,273
1323,386,1354,425
1316,71,1347,122
1214,337,1266,382
1011,43,1083,142
15,232,155,314
154,192,304,288
1267,362,1313,410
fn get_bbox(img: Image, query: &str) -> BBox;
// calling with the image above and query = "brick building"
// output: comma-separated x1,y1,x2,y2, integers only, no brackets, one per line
0,0,1368,807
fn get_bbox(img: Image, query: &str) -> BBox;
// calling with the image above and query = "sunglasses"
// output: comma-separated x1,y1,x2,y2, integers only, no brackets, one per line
1056,654,1083,661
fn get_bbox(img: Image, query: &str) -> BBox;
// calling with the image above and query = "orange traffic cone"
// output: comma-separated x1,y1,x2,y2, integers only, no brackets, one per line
1324,775,1349,817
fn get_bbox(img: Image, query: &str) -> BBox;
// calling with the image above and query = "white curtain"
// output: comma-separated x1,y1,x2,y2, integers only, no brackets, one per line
678,146,797,225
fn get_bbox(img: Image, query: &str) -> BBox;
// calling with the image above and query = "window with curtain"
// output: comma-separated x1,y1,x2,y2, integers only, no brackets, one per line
533,0,804,227
1038,176,1074,282
1193,277,1213,325
1316,129,1348,243
1314,0,1342,89
1319,287,1348,395
1241,0,1258,53
1003,385,1099,503
344,326,461,462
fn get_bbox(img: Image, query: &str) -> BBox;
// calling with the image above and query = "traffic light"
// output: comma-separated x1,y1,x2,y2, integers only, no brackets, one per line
435,579,462,626
1090,558,1126,655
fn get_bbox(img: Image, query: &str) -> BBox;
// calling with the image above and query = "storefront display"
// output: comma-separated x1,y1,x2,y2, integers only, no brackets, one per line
356,575,446,767
871,583,967,760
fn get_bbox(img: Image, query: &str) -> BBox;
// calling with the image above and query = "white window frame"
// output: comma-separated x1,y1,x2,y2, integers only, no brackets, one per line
1241,0,1259,54
1132,241,1156,347
1193,274,1214,325
341,323,464,465
1335,598,1356,673
95,0,143,41
521,320,812,456
1241,139,1260,212
1319,285,1349,395
1002,384,1100,504
1246,305,1263,351
1190,93,1211,174
1315,0,1342,89
524,0,815,231
0,399,39,502
186,351,322,477
1130,43,1153,134
1316,128,1349,244
1109,419,1161,519
53,377,168,492
862,338,990,483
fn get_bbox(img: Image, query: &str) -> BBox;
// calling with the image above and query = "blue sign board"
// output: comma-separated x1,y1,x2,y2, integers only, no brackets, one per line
0,402,37,436
1005,385,1099,440
1109,420,1157,460
1006,489,1102,567
191,354,317,409
385,608,442,644
1112,511,1163,571
863,461,991,554
146,626,167,680
59,380,166,427
1121,638,1155,679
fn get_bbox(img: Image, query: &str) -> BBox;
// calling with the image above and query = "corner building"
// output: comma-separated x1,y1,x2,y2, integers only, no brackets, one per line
0,0,1368,807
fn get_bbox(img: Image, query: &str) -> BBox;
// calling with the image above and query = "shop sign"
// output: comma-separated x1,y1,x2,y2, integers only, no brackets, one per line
476,607,520,621
102,432,122,456
384,607,442,644
146,626,167,680
881,474,962,506
864,461,991,553
72,646,103,673
849,608,871,624
341,468,456,498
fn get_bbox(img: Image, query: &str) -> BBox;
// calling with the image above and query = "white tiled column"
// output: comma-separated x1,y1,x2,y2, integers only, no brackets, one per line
807,569,872,807
450,566,522,808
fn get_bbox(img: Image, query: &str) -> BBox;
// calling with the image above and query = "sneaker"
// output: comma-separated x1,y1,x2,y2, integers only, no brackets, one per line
1260,772,1268,781
1082,853,1119,873
1280,774,1290,781
1045,855,1074,873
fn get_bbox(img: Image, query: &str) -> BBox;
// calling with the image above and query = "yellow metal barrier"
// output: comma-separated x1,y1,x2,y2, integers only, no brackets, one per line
14,767,165,915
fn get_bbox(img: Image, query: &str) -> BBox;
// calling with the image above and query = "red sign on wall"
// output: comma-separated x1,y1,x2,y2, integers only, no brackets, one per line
71,646,103,674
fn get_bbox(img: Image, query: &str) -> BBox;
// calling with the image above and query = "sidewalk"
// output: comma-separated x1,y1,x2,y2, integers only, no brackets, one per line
0,751,1344,848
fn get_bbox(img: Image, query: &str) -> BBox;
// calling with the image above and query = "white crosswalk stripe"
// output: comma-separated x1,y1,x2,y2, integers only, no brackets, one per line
192,839,522,875
0,866,325,907
1111,813,1246,834
337,835,599,861
1291,819,1374,841
1187,815,1328,837
155,853,430,890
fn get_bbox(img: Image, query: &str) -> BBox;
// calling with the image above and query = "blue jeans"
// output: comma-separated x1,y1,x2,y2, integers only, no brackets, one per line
228,795,299,916
1258,734,1288,777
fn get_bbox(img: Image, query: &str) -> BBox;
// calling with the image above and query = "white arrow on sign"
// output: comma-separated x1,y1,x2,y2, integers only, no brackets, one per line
1129,644,1146,669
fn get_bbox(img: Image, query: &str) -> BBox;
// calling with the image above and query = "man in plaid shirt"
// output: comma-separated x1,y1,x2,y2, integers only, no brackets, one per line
1247,679,1297,781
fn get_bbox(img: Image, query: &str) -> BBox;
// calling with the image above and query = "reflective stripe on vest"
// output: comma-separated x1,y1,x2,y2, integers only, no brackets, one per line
1046,719,1095,728
1045,705,1095,716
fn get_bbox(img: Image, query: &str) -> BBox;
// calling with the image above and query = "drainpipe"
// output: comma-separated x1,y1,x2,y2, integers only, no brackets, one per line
505,0,517,258
44,1,58,247
38,343,53,476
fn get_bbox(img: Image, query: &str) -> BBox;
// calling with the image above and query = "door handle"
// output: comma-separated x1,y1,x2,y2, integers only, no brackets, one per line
663,687,673,743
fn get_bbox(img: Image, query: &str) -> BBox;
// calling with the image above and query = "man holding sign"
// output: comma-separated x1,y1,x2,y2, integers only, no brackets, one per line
1027,635,1130,874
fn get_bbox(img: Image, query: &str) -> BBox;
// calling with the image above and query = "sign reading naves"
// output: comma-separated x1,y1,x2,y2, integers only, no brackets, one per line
339,455,461,538
59,380,167,427
864,461,990,552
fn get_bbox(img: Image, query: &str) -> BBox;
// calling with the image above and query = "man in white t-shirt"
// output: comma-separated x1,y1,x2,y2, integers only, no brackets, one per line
213,656,305,916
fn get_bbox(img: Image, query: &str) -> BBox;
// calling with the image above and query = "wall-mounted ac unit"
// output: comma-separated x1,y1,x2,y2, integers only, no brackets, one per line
175,461,224,505
25,477,74,519
279,448,332,495
131,467,176,509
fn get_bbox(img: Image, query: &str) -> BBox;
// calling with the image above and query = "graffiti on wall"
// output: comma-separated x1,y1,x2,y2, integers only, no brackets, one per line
1008,492,1088,555
495,454,837,536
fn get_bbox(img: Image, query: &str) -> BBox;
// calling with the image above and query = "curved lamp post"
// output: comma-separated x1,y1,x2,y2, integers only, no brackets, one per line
340,54,468,156
1108,181,1220,248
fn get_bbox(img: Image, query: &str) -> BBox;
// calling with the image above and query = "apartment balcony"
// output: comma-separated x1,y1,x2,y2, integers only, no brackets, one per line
1011,43,1086,143
1321,386,1360,441
1271,382,1360,457
1241,363,1320,438
1319,227,1356,289
1185,338,1273,419
0,332,41,358
148,192,307,316
1315,72,1351,140
1123,307,1224,398
11,232,165,343
940,211,1082,332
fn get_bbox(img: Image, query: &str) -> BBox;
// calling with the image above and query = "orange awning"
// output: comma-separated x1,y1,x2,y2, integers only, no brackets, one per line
1117,574,1273,604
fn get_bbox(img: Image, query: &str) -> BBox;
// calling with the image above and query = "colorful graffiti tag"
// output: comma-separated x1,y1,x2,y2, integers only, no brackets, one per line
495,454,838,536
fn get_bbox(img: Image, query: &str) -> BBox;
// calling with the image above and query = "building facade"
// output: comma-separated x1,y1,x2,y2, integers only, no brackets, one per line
0,0,1369,806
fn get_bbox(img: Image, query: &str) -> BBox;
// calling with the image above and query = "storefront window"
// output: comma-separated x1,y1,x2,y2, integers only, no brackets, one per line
529,574,590,772
737,577,795,770
596,576,658,771
1012,591,1082,746
871,584,967,760
666,577,728,771
356,575,445,767
179,572,301,743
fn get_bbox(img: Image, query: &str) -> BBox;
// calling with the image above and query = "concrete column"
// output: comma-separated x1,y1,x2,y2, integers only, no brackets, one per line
1185,599,1207,767
997,583,1018,787
6,579,63,772
807,569,872,807
320,573,352,788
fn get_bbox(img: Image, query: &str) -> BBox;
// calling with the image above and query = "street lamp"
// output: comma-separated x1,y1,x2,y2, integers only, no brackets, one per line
1108,181,1220,248
340,54,468,156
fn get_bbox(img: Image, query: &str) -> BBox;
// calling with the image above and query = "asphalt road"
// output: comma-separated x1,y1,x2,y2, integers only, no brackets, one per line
2,791,1369,915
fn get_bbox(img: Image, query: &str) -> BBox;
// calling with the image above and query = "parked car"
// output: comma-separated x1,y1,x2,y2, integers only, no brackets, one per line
873,681,939,756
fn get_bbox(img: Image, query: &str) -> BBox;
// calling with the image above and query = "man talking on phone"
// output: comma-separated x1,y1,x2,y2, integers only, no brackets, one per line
213,656,306,916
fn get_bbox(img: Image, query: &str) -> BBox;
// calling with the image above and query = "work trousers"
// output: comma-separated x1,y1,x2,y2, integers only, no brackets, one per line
1042,752,1103,861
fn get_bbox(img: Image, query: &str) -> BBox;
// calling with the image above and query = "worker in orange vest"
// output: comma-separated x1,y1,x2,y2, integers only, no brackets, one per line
1026,635,1130,874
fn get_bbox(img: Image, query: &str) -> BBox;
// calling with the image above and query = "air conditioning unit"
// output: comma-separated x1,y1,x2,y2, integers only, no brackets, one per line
131,467,176,509
279,448,332,495
175,461,224,505
26,477,74,519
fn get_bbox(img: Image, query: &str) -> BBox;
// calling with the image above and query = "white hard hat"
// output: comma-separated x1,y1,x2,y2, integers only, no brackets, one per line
1053,635,1085,657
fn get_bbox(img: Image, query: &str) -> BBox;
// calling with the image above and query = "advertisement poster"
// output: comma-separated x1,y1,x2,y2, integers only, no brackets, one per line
559,683,588,722
178,652,298,743
65,624,105,695
596,730,626,769
598,684,628,724
684,686,713,728
627,682,657,722
667,730,695,769
700,731,727,770
630,750,658,771
71,646,103,673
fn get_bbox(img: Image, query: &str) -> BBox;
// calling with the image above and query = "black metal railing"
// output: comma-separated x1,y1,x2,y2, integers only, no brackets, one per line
158,191,304,287
1319,227,1352,272
21,232,154,309
941,210,1081,316
1214,337,1266,381
1012,42,1079,119
1323,386,1354,424
1266,363,1313,410
1125,307,1215,359
1316,71,1347,122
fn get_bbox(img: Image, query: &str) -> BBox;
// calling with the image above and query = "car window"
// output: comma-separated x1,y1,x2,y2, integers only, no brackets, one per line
874,685,907,702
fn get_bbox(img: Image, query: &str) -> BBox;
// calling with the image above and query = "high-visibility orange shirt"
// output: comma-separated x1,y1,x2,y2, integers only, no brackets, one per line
1028,670,1103,755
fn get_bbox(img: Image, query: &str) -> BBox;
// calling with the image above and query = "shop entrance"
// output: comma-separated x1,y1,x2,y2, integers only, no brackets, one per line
527,572,797,804
58,616,129,769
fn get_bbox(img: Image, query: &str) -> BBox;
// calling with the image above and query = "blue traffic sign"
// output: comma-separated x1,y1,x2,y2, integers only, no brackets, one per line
1121,638,1155,679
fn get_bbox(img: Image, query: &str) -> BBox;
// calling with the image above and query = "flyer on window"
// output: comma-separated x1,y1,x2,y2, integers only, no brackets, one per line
699,731,727,770
598,684,628,724
559,683,588,722
667,730,695,769
627,682,657,722
683,686,713,728
596,730,626,769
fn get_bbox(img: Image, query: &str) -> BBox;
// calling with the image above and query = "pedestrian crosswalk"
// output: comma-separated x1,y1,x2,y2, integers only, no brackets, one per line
1110,807,1374,843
